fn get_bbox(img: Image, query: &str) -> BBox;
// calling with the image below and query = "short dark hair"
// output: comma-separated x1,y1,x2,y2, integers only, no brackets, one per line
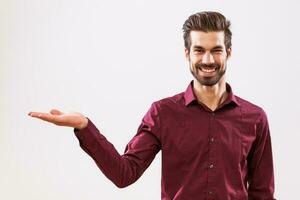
182,11,232,51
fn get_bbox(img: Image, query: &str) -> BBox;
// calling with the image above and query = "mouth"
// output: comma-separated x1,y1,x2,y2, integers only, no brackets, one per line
199,67,217,73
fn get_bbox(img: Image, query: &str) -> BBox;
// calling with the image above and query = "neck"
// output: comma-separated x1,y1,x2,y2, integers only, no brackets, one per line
192,77,227,111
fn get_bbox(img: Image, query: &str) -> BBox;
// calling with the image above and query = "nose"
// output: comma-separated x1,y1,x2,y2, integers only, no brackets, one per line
202,51,214,64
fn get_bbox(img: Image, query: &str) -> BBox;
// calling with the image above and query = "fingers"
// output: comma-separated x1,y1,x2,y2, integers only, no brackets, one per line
28,111,61,124
28,111,46,118
50,109,64,115
28,109,64,118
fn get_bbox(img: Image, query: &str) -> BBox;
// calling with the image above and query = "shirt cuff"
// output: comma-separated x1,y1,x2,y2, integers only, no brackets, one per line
74,118,107,143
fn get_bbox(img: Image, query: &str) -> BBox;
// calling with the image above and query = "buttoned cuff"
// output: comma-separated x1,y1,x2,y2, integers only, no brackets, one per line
74,118,107,143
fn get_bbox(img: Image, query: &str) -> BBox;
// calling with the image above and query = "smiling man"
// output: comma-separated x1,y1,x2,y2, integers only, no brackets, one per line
29,11,276,200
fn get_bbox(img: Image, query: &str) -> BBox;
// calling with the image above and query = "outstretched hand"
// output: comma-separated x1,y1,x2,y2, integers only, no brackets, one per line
28,109,88,129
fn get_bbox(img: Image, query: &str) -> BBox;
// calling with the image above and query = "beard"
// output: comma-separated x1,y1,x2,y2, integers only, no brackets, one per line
189,62,226,86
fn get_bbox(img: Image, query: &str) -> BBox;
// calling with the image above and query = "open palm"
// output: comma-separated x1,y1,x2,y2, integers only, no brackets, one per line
28,109,88,129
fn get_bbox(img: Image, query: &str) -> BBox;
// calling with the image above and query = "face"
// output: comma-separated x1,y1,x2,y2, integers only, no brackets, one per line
185,31,231,87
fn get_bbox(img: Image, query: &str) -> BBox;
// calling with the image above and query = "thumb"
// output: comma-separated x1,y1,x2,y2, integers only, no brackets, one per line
50,109,64,115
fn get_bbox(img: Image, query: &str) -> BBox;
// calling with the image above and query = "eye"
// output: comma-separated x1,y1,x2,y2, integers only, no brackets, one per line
212,49,223,54
194,49,204,53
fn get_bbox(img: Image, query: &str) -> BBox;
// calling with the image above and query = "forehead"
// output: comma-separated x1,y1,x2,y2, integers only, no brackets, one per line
189,31,225,48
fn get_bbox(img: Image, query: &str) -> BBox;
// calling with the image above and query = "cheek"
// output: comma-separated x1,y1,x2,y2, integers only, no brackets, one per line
215,56,227,66
190,55,201,65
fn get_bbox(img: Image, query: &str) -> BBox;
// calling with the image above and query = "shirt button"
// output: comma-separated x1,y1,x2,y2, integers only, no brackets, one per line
210,137,215,142
209,164,214,169
208,190,214,195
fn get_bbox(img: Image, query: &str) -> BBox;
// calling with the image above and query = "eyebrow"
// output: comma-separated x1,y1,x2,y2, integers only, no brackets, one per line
193,45,224,50
193,46,204,50
212,45,224,50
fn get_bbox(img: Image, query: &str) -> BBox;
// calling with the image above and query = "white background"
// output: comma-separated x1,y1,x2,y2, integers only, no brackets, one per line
1,0,299,199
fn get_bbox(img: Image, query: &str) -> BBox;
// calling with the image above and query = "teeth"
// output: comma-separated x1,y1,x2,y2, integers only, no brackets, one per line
201,68,216,73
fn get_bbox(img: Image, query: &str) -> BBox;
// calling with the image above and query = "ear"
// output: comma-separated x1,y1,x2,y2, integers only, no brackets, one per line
226,48,232,59
185,48,190,61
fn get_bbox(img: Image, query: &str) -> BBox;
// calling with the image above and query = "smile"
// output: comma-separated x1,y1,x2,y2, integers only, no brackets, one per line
199,67,216,73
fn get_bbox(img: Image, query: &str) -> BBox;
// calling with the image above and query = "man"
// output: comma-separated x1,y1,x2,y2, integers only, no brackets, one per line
29,11,276,200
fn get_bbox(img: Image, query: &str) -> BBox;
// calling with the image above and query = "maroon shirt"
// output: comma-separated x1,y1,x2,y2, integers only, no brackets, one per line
74,81,275,200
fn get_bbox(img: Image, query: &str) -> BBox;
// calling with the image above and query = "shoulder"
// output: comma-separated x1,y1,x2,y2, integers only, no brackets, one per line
151,91,185,112
235,95,268,124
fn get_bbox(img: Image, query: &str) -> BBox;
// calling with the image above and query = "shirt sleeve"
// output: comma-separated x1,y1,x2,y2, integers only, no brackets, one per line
247,109,276,200
74,103,161,188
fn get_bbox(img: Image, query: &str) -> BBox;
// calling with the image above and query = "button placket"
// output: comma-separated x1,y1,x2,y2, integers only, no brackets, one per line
207,111,217,198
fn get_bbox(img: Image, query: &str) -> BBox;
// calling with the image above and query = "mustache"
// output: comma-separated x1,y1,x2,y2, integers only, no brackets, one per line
196,63,220,69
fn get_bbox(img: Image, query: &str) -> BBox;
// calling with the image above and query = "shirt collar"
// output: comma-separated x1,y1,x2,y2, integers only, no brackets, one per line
184,80,240,107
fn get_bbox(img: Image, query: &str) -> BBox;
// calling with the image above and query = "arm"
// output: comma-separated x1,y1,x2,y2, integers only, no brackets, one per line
74,117,161,188
247,110,276,200
28,104,161,188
